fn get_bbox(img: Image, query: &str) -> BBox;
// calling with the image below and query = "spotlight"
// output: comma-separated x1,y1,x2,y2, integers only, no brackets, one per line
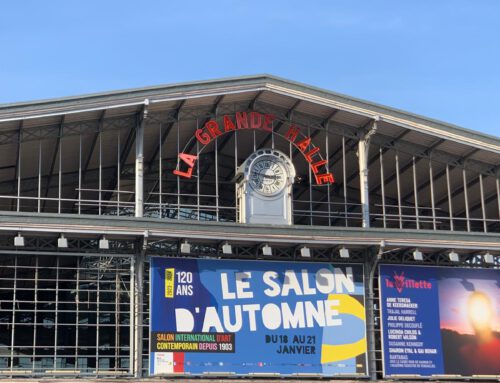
484,252,494,264
339,247,350,258
99,236,109,250
58,234,68,248
262,244,272,256
300,246,311,258
448,250,459,262
14,233,24,247
412,249,423,261
180,240,191,254
222,242,232,255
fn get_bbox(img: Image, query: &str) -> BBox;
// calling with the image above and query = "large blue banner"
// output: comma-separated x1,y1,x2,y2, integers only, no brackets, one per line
379,265,500,377
150,257,368,376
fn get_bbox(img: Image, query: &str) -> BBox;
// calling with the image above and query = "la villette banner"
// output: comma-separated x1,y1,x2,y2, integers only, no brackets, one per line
379,265,500,378
150,257,368,376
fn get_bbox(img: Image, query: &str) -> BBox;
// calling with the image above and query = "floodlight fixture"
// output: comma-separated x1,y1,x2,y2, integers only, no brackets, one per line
14,233,25,247
412,249,423,261
448,250,459,262
180,240,191,254
339,247,350,259
222,242,232,255
484,252,494,264
99,236,110,250
58,234,68,248
262,244,272,256
300,246,311,258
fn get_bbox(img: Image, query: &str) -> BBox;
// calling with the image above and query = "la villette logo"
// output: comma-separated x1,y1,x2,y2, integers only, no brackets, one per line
385,271,432,293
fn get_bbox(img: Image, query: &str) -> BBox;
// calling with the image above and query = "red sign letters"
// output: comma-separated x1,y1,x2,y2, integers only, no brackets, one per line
173,111,334,185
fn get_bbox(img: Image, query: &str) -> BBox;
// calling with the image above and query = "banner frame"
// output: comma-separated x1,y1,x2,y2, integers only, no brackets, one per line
148,255,369,378
378,263,500,379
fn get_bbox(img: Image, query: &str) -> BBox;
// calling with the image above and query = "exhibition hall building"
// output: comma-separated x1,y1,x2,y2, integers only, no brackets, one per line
0,75,498,381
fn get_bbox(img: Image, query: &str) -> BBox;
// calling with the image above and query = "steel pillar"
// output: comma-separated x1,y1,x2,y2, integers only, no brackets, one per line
366,244,383,380
358,118,378,228
129,254,135,375
133,248,145,377
135,100,148,218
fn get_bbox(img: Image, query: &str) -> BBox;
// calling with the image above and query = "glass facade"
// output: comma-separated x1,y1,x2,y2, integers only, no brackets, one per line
0,254,136,376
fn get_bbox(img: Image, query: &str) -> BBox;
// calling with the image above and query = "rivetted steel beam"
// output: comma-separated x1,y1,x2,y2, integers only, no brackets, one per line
0,213,499,251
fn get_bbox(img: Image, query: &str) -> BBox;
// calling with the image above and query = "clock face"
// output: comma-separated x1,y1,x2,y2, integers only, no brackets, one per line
249,156,287,196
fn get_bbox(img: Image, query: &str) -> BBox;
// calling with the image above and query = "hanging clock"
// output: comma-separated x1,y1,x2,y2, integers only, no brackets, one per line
236,149,295,225
248,155,287,196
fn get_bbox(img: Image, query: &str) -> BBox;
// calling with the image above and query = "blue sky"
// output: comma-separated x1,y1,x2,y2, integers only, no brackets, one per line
1,1,499,136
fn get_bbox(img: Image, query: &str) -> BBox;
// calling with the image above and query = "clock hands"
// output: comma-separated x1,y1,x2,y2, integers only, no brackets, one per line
254,174,281,180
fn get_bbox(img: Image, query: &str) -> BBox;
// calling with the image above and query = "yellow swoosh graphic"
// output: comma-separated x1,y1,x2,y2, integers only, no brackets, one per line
321,294,367,363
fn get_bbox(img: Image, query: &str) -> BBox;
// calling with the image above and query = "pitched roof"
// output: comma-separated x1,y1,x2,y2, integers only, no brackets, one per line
0,74,499,155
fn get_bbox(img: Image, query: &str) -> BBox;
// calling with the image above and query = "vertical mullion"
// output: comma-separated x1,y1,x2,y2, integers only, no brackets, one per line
176,121,180,219
380,148,386,228
197,139,200,220
53,256,59,369
446,165,454,230
215,137,219,221
496,178,500,223
10,255,17,370
117,129,121,216
429,159,436,230
78,132,82,215
38,138,42,213
308,127,313,225
158,123,162,218
479,174,487,232
463,169,471,232
129,256,135,375
115,269,120,372
326,125,331,226
75,261,80,370
32,256,39,372
17,135,21,212
96,260,100,374
271,119,275,149
395,152,402,229
412,156,419,229
342,136,347,227
99,128,102,215
58,129,62,214
289,131,293,223
196,118,200,220
235,130,238,222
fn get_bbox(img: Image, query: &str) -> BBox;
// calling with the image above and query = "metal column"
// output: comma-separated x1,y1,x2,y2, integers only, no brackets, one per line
135,100,149,218
358,118,378,228
133,246,145,377
366,245,383,380
129,254,136,375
